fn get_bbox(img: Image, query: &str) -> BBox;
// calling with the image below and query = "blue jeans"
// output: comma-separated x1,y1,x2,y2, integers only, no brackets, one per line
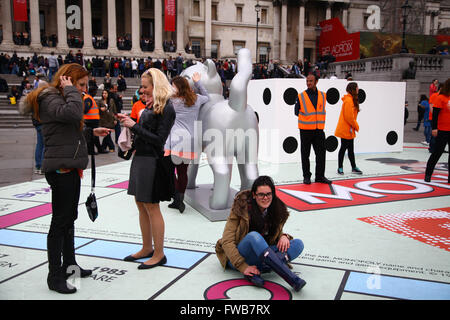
48,67,58,82
227,231,304,270
35,125,45,169
424,125,431,143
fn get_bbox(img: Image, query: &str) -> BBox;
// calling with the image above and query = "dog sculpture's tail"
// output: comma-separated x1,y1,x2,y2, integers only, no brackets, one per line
228,48,253,113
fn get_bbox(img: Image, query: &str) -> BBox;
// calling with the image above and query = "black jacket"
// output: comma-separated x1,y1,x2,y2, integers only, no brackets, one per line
37,86,92,172
131,101,176,157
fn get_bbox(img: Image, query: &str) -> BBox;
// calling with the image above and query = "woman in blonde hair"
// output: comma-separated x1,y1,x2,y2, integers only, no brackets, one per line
21,63,111,294
118,68,176,269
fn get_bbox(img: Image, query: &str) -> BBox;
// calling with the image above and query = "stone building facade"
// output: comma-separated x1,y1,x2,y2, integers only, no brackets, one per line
0,0,449,62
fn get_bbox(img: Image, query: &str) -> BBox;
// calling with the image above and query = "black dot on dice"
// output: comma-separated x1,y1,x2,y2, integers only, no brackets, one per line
283,137,298,154
254,111,259,123
386,131,398,145
283,88,298,105
263,88,271,105
325,136,339,152
326,88,340,105
358,89,366,104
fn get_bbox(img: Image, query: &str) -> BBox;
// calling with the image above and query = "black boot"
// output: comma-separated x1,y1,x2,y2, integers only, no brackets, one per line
259,247,306,292
62,227,92,279
47,235,76,294
168,192,180,209
168,192,185,213
244,273,265,287
178,193,185,213
47,266,77,294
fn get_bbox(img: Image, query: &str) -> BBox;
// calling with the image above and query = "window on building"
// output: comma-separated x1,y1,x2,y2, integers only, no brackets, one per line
261,8,267,24
259,46,269,64
192,39,202,58
212,3,218,21
233,41,246,56
193,0,200,17
211,41,219,59
236,6,243,23
144,0,154,10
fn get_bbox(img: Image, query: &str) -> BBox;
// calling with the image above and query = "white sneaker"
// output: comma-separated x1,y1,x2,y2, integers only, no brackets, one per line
421,141,429,146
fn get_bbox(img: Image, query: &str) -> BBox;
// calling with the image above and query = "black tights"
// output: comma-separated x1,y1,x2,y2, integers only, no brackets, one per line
338,138,356,169
174,163,189,193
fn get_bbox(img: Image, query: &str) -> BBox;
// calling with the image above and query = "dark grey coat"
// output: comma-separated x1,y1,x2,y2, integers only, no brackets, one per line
37,86,91,172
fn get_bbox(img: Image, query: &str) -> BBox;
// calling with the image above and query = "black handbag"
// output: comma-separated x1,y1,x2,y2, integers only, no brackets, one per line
85,153,98,222
152,154,175,202
118,147,134,160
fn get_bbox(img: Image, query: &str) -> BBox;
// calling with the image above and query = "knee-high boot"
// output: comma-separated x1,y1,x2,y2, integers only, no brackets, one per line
168,192,185,213
62,227,92,279
47,234,76,294
259,247,306,292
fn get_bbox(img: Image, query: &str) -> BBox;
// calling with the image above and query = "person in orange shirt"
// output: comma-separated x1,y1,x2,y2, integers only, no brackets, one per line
334,82,362,175
425,78,450,183
130,86,147,123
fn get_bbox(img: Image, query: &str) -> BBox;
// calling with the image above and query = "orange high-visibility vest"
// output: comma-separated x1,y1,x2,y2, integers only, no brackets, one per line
297,90,326,130
83,93,100,120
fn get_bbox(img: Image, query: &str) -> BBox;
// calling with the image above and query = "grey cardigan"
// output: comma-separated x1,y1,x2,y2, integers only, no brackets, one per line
37,86,91,172
164,81,209,157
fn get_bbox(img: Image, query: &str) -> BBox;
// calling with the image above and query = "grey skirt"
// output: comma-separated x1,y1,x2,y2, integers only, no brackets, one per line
127,155,157,203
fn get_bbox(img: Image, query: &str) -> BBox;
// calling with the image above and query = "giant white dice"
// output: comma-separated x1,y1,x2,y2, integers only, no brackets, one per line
248,78,406,163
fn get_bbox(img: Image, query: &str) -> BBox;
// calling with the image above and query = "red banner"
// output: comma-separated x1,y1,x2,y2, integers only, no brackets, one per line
165,0,176,32
13,0,28,22
318,18,359,62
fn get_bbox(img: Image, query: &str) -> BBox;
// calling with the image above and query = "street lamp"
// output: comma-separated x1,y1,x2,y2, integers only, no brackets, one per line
255,2,261,63
400,0,412,53
315,24,322,62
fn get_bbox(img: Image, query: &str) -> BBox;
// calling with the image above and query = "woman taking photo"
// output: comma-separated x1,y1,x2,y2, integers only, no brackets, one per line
335,82,362,175
22,63,111,294
97,89,117,152
166,73,209,213
118,68,176,269
215,176,306,292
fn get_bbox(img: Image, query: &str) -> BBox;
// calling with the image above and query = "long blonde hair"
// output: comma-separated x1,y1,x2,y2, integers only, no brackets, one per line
142,68,173,114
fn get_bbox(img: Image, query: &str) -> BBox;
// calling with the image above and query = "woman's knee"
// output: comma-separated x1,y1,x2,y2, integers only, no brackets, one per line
244,231,265,243
287,239,304,261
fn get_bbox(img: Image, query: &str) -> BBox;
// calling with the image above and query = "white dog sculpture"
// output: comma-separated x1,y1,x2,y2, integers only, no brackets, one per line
182,48,259,210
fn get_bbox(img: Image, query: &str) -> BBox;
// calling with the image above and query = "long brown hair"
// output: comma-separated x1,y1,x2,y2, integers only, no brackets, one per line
171,76,197,107
26,63,89,121
346,82,360,112
249,176,289,240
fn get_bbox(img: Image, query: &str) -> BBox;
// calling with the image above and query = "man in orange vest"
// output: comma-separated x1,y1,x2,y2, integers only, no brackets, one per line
294,74,332,184
83,86,107,154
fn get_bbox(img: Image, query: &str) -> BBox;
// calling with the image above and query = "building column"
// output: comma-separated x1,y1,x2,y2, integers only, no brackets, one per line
425,11,431,35
82,0,93,50
272,3,280,61
154,0,163,54
342,3,349,29
107,0,117,51
326,1,333,20
1,0,14,46
280,0,288,63
176,0,185,53
29,0,42,48
297,0,305,62
56,0,68,50
204,0,212,58
131,0,142,53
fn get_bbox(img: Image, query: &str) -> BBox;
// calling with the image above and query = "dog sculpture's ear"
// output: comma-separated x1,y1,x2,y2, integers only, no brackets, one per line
204,59,217,79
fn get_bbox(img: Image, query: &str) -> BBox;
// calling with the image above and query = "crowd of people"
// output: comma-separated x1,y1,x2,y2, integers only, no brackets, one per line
6,39,449,297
